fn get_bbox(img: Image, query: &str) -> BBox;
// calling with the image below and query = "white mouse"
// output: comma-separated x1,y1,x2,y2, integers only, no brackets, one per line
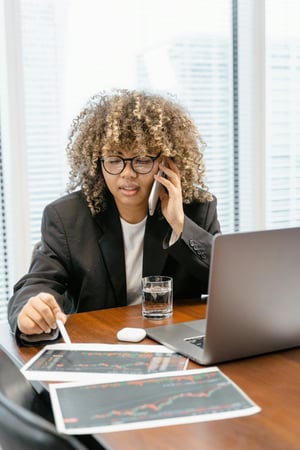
117,327,146,342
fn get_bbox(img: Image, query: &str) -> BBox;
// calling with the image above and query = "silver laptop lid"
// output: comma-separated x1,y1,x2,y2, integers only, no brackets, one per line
202,227,300,363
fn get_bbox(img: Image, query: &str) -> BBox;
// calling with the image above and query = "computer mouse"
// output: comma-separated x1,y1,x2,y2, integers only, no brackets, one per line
117,327,146,342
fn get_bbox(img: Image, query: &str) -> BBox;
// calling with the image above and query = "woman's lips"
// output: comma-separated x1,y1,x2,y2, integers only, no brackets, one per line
119,185,139,196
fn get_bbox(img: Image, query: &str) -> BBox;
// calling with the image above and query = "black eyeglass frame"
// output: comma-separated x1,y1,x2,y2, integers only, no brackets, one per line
100,153,161,175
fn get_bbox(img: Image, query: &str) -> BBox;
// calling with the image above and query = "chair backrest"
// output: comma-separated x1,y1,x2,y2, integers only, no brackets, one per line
0,392,88,450
0,346,88,450
0,345,53,421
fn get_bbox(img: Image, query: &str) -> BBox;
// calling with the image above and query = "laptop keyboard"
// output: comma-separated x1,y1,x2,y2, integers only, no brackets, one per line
184,335,206,348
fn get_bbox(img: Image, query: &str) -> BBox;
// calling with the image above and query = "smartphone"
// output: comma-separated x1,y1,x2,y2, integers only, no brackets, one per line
148,169,164,216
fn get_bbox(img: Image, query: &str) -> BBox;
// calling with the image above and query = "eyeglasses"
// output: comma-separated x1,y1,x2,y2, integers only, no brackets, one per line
100,154,160,175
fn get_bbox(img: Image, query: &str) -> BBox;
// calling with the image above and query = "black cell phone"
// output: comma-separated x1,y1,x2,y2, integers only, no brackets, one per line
148,169,164,216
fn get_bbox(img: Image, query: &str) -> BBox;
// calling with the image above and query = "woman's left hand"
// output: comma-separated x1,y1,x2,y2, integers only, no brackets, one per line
156,159,184,236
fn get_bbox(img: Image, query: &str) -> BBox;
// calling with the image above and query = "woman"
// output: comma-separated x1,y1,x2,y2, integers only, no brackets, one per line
7,89,221,345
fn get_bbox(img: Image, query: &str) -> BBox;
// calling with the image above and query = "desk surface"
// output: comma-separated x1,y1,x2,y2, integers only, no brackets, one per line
2,299,300,450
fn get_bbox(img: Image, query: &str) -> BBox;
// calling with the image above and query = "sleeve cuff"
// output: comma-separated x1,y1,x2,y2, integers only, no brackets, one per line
18,328,60,346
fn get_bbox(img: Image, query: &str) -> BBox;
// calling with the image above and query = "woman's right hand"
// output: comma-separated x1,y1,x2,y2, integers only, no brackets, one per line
17,292,67,335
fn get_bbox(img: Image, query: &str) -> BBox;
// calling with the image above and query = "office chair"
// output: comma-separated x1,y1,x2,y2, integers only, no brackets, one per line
0,391,88,450
0,346,101,450
0,345,53,421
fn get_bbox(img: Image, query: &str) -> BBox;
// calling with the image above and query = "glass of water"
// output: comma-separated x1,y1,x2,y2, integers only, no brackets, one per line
141,276,173,319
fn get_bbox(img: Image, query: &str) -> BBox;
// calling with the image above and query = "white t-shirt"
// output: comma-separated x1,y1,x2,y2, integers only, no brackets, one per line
120,216,147,305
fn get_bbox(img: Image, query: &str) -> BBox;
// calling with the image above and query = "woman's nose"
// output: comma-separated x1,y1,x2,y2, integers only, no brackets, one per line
121,160,137,177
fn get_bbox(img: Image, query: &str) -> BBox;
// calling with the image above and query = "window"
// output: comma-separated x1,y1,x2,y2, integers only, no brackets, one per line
0,0,299,322
265,0,300,227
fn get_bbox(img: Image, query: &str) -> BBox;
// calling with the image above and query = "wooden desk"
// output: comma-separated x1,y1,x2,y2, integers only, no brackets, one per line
2,300,300,450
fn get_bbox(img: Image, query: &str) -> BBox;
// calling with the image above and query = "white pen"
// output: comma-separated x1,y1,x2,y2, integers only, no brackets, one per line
183,358,189,370
56,319,72,345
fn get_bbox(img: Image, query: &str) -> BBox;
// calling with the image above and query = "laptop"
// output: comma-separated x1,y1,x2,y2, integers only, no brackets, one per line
146,227,300,365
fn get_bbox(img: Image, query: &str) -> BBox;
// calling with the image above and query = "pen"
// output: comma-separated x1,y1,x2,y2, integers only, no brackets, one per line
56,319,72,345
183,358,189,370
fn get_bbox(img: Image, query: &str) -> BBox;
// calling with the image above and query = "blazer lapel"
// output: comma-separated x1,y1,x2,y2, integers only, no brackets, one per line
93,201,127,306
143,214,169,276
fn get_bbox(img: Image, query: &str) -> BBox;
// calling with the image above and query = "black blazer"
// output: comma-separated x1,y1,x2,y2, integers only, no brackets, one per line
8,190,221,335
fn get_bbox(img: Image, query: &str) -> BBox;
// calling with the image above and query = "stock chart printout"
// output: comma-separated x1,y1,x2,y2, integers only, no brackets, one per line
50,368,261,434
21,343,188,381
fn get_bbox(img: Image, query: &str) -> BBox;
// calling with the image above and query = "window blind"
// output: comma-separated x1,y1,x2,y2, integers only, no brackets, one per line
0,132,9,322
265,0,300,227
21,0,68,242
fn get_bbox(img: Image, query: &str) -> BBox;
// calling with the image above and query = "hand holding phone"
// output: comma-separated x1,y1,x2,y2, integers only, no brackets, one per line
148,168,165,216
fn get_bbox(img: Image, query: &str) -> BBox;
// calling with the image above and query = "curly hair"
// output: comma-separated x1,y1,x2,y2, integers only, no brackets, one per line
66,89,212,215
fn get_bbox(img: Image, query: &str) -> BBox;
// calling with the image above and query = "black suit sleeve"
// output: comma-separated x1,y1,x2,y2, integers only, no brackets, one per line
164,196,221,281
7,203,73,336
